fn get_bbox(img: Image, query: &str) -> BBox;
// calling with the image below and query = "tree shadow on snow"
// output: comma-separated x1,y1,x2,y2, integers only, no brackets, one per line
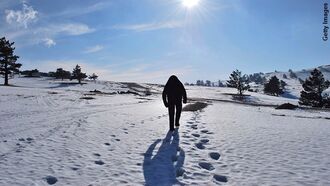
281,91,299,99
143,129,185,186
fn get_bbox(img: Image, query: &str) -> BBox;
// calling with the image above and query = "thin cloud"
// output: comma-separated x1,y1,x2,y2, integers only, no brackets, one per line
112,20,183,32
84,45,104,53
5,2,38,28
33,23,95,47
43,38,56,48
40,23,95,36
2,23,94,48
4,23,95,48
54,2,111,18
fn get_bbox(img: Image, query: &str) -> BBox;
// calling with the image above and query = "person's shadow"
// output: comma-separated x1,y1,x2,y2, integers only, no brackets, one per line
143,129,185,186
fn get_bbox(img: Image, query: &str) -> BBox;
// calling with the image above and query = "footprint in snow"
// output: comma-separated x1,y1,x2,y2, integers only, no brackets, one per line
71,167,79,171
199,162,215,171
192,133,200,138
94,160,105,165
26,137,33,141
44,176,58,185
191,126,198,130
18,138,25,141
182,134,190,138
200,139,209,143
213,174,228,182
200,129,209,133
195,142,206,150
201,129,214,134
209,152,221,160
182,141,191,145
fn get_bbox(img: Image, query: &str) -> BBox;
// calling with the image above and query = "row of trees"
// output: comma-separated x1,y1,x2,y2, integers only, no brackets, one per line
226,69,330,108
51,66,98,84
0,37,99,85
194,80,224,87
192,69,302,89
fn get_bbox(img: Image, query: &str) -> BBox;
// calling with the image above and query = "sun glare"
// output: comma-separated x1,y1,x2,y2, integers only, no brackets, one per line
182,0,200,9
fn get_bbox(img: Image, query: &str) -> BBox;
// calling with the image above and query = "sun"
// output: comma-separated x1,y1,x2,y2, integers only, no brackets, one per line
182,0,200,9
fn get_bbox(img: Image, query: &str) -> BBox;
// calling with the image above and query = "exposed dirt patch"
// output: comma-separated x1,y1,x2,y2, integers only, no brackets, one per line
183,102,208,112
276,103,298,110
80,97,95,100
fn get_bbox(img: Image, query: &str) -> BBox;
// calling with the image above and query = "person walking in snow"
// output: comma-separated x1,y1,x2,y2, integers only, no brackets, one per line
162,75,187,131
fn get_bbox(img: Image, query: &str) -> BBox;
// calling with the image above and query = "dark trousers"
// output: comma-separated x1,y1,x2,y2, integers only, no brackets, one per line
168,103,182,130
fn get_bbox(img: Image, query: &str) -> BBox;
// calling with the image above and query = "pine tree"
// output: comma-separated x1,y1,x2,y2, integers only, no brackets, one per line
280,80,287,90
218,80,224,87
264,76,283,96
205,80,211,87
88,73,98,82
55,68,71,80
324,96,330,108
72,64,87,84
288,69,297,79
299,69,330,107
0,37,21,85
283,74,287,79
227,69,250,96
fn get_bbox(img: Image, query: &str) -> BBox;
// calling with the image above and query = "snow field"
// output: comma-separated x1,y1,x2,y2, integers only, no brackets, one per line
1,77,329,185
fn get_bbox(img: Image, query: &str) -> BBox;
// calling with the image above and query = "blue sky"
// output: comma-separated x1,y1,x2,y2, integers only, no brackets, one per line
0,0,329,83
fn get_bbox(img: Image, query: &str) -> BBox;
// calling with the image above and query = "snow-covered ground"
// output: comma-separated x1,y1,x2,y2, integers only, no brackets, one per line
0,77,329,185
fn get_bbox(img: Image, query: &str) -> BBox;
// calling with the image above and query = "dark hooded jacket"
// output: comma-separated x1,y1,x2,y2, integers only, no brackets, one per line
162,75,187,106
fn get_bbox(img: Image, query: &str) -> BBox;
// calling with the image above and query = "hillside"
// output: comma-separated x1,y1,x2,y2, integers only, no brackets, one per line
251,65,330,99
